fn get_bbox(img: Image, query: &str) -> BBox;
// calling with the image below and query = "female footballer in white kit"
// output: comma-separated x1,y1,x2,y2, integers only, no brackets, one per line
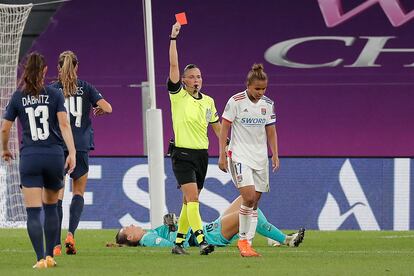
218,63,280,257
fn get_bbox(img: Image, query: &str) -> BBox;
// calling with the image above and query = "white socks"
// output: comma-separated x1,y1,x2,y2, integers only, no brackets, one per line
246,210,258,245
239,205,253,240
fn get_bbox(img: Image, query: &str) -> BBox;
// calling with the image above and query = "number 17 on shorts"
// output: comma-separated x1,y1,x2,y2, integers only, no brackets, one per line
228,159,269,192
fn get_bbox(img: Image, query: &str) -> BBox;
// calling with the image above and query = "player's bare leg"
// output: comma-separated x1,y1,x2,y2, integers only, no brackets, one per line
219,211,240,240
222,196,243,217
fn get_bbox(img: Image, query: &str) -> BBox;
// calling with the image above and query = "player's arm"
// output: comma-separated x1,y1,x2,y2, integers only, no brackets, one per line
265,124,279,172
211,121,221,140
93,99,112,116
218,119,231,172
1,96,18,161
87,82,112,116
210,99,221,139
57,111,76,174
1,120,13,161
169,22,181,84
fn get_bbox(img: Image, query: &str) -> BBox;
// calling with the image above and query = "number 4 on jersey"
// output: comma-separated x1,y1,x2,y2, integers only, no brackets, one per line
65,96,82,127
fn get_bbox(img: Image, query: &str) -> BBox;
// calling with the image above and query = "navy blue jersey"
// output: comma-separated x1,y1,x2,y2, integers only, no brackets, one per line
49,79,103,151
3,86,66,155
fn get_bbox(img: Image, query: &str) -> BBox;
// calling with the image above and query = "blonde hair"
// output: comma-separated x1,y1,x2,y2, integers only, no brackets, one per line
20,52,46,97
246,63,268,86
58,50,78,97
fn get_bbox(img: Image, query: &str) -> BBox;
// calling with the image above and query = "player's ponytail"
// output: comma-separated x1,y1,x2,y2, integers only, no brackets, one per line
105,242,125,247
20,52,46,97
246,63,268,86
58,50,78,98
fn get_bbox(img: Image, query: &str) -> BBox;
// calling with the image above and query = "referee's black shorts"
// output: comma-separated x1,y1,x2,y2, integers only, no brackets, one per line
171,147,208,190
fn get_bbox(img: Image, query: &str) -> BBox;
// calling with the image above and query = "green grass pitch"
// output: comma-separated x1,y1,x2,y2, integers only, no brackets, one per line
0,229,413,275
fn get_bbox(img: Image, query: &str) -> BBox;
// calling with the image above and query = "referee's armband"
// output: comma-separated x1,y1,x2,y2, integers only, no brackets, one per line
166,78,181,94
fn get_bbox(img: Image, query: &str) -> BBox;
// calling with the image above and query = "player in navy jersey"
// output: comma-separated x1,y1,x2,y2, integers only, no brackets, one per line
1,52,76,269
49,50,112,256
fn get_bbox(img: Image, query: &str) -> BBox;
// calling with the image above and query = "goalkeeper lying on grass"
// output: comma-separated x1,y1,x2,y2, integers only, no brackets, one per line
108,196,305,249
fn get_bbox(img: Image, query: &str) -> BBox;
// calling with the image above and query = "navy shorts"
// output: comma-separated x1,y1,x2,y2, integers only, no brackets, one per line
19,154,65,190
171,147,208,189
65,151,89,180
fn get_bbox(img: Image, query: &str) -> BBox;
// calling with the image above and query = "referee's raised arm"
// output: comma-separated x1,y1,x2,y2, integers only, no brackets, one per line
169,22,181,84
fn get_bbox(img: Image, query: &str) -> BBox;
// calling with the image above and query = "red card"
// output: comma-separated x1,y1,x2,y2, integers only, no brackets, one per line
175,12,187,25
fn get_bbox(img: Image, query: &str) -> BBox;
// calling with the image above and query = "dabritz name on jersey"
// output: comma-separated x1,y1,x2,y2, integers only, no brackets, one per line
22,95,50,106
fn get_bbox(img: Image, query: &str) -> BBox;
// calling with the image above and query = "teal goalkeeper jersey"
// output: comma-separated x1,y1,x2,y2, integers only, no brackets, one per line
139,225,192,247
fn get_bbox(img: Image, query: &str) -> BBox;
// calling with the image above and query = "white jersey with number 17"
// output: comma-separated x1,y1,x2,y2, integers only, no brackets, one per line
222,90,276,170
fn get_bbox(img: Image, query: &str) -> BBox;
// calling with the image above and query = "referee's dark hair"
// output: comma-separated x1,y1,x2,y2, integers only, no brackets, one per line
183,64,199,75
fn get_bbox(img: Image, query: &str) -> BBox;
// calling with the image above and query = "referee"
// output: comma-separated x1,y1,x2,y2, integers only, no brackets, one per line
168,22,221,255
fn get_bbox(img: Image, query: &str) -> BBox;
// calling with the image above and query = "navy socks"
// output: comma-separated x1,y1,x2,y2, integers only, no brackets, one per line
69,195,84,235
256,208,286,243
26,207,44,261
56,199,63,246
43,203,59,257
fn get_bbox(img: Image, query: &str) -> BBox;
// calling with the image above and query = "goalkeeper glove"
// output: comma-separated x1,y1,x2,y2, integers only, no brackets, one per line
163,213,178,232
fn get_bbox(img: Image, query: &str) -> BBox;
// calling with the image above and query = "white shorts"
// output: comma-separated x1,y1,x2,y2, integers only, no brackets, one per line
228,158,269,192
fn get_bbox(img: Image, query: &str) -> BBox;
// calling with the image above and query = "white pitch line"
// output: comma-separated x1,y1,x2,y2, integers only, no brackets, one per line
381,235,414,239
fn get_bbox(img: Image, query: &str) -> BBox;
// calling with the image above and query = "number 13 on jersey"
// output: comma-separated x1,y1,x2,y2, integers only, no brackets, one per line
64,96,82,127
25,106,49,141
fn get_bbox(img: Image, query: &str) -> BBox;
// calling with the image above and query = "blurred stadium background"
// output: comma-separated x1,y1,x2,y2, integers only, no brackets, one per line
1,0,413,231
